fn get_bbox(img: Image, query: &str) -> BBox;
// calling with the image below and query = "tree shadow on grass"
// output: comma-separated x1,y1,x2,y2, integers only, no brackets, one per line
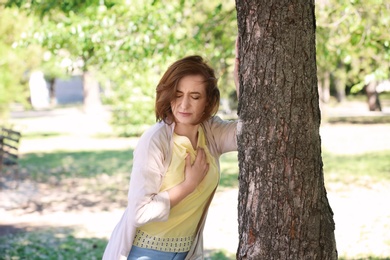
0,224,27,237
0,225,107,260
1,149,134,213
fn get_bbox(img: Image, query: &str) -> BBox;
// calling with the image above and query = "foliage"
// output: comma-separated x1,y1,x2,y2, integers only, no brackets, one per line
0,7,38,118
3,0,389,133
316,0,390,95
98,0,237,136
3,0,238,136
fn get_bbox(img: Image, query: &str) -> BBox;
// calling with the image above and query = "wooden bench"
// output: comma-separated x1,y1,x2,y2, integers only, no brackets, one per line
0,127,22,173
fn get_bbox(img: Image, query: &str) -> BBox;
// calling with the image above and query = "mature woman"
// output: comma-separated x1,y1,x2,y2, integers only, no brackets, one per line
103,55,239,260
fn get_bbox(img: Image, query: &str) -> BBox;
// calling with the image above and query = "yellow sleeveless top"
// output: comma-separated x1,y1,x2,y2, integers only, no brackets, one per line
133,127,219,252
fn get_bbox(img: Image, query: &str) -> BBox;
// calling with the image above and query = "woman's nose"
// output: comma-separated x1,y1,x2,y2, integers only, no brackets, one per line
181,96,190,108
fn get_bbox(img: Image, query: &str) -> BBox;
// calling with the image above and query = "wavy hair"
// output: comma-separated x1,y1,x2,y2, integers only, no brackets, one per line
155,55,220,124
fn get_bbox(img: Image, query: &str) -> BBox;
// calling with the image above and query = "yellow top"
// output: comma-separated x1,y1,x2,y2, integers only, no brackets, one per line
133,127,219,252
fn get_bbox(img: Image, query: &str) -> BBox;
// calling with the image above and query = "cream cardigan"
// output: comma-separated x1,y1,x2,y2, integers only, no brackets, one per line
102,116,237,260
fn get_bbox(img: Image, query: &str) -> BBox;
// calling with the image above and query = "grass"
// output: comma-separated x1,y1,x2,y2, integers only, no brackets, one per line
0,228,107,260
0,228,233,260
19,149,134,182
21,131,66,139
323,150,390,185
2,124,389,259
219,152,239,188
17,146,390,188
327,115,390,124
218,150,390,189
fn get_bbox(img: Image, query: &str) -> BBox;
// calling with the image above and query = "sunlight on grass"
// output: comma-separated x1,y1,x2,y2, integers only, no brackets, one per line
219,150,390,188
323,150,390,185
219,152,239,188
19,148,389,187
19,149,134,182
21,131,65,139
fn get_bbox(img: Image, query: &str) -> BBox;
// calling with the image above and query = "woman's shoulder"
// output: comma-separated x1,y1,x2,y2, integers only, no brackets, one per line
203,115,237,128
137,122,173,148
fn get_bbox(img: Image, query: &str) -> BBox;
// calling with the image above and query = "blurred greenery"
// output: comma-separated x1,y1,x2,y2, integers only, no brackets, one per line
316,0,390,103
1,0,238,136
0,7,38,117
1,0,389,133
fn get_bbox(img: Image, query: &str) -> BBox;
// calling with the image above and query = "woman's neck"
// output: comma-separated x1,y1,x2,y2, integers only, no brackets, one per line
174,123,199,149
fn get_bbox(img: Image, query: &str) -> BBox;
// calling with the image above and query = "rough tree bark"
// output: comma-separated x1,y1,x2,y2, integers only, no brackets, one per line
235,1,337,259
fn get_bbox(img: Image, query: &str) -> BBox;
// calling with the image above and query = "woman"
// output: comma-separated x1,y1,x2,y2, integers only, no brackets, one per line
103,55,239,260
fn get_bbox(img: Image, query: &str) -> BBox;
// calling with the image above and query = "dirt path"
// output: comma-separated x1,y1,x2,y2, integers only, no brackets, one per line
1,106,390,258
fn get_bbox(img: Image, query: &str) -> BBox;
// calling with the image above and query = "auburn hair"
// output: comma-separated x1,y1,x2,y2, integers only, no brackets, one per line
155,55,220,124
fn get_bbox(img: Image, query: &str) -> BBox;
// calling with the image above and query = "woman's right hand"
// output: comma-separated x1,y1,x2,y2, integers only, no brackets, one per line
168,148,209,208
183,148,209,192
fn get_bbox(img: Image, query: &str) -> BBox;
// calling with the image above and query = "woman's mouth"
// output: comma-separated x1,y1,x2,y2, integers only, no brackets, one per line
179,112,191,117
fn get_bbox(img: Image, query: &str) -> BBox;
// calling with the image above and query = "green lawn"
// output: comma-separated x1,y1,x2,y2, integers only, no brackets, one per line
0,228,106,260
19,149,134,181
218,150,390,189
18,148,390,186
1,136,389,260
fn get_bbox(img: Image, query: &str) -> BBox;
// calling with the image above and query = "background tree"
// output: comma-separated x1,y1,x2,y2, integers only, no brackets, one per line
316,0,390,111
4,0,238,135
235,1,337,259
0,6,41,119
4,0,388,132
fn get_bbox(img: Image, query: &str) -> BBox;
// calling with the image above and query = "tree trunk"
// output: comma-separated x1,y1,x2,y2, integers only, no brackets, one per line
82,71,103,114
334,64,346,103
365,81,382,111
235,1,337,259
318,71,330,120
319,71,330,104
48,78,57,107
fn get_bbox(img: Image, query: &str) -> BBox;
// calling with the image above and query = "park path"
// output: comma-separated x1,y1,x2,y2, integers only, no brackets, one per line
1,105,390,258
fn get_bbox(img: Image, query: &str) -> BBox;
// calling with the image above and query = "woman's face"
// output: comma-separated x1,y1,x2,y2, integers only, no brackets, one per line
171,74,208,126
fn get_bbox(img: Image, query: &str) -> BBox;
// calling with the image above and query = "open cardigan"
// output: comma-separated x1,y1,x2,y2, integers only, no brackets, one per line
102,116,237,260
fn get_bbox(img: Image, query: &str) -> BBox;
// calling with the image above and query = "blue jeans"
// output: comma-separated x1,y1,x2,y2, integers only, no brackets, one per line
127,245,189,260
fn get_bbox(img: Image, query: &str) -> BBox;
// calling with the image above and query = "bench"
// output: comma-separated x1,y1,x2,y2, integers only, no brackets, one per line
0,127,22,173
